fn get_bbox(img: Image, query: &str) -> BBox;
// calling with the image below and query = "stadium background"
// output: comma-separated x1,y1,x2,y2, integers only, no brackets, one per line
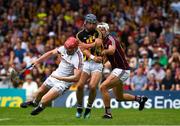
0,0,180,125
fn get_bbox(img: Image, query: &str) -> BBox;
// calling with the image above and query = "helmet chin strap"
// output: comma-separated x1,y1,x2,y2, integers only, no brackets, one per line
104,32,110,39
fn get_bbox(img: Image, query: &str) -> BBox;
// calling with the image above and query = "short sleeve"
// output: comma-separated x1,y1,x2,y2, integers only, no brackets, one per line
57,46,64,54
108,35,116,46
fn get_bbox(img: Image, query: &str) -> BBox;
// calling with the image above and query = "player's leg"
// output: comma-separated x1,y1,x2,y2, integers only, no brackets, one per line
20,84,49,108
30,87,60,115
100,74,120,119
112,68,148,111
31,79,70,116
113,81,136,101
113,82,148,111
102,61,111,80
100,68,148,119
83,71,102,118
76,71,89,118
100,77,138,119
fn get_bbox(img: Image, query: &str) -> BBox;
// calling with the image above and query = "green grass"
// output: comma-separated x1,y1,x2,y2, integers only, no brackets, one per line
0,107,179,125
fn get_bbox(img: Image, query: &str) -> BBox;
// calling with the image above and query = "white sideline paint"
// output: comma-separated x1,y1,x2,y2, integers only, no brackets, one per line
0,118,12,121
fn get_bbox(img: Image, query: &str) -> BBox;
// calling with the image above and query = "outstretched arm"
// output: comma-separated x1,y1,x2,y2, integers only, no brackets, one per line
32,48,59,66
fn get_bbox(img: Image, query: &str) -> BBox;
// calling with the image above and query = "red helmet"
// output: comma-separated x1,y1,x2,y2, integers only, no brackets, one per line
64,37,78,49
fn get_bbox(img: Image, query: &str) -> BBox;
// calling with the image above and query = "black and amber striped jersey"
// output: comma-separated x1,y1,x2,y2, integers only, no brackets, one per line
76,29,103,61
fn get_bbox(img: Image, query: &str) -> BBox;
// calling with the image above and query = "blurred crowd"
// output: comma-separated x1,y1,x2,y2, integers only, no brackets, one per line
0,0,180,98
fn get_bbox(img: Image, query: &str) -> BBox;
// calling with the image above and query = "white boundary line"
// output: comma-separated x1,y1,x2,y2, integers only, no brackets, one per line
0,118,12,121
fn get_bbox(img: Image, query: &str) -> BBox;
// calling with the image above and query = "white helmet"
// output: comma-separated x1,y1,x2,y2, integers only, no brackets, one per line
97,22,109,31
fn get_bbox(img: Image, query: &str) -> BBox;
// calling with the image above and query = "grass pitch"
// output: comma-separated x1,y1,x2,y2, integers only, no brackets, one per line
0,107,179,125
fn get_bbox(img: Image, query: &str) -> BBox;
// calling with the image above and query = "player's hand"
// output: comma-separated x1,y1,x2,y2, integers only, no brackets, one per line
101,50,107,56
95,38,102,47
94,56,102,63
78,42,86,50
31,60,38,68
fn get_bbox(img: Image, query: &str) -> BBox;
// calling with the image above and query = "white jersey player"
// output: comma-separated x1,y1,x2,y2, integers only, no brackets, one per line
20,37,83,116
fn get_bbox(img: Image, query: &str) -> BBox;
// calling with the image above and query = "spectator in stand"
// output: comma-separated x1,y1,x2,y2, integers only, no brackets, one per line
22,74,38,101
139,36,154,59
0,62,13,88
131,67,147,91
147,73,159,91
127,48,138,70
127,36,138,55
163,23,174,44
31,67,43,87
138,50,153,72
121,24,132,49
22,52,37,68
148,62,166,85
161,69,175,91
170,0,180,15
157,48,168,68
35,35,45,54
173,19,180,37
157,35,169,55
168,52,180,71
137,27,148,45
171,37,180,53
14,41,26,63
149,18,163,38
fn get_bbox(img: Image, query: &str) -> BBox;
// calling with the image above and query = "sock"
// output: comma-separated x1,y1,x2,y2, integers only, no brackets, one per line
84,103,92,116
77,104,82,108
77,104,83,113
33,99,39,106
87,103,92,108
105,107,111,115
135,95,141,102
38,102,45,109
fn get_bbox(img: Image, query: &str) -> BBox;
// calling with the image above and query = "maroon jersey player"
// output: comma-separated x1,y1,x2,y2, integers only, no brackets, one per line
97,22,148,119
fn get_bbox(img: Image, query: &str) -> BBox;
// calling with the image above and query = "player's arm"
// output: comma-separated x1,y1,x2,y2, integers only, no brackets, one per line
78,41,95,50
76,32,95,50
76,31,102,50
51,68,81,82
101,44,115,56
32,48,59,66
78,38,102,50
83,49,102,63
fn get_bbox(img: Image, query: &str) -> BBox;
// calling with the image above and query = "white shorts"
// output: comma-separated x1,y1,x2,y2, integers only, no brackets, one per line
83,60,103,75
43,76,73,94
111,68,130,83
